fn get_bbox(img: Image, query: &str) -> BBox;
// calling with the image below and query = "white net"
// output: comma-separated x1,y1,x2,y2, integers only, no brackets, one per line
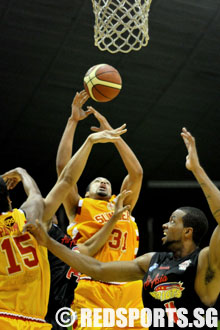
91,0,152,53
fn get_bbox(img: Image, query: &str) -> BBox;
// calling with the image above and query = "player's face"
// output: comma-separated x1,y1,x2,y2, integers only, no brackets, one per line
161,209,186,250
88,177,112,200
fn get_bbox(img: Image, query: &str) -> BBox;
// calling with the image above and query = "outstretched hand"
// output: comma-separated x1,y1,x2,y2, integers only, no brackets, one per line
24,220,49,247
113,190,131,219
87,106,113,131
181,127,200,171
70,90,91,122
89,124,127,144
2,168,22,190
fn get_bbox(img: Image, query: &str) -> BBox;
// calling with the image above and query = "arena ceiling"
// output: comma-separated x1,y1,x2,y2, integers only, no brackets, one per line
1,0,220,250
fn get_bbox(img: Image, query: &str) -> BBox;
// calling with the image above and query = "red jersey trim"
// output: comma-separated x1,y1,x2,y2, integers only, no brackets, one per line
0,312,45,323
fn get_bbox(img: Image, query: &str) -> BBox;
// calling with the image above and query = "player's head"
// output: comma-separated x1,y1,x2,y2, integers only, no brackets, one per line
179,206,208,245
162,207,208,250
85,177,112,200
0,176,11,213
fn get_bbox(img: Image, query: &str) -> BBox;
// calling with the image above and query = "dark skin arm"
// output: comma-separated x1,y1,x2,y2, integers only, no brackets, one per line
43,126,127,223
26,218,155,282
56,90,91,222
181,127,220,306
88,107,143,212
2,167,44,224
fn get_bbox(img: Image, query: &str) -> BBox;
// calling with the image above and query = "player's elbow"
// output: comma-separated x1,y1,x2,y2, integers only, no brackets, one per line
91,262,106,280
77,244,90,256
56,161,65,177
136,166,143,178
59,164,75,187
62,174,75,188
132,166,143,182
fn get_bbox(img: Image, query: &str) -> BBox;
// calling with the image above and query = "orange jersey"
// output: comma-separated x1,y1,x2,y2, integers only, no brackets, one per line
0,209,50,321
68,197,144,329
67,196,139,262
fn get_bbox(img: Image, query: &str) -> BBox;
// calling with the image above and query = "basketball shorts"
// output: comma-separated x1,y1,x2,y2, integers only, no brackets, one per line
72,279,146,330
0,315,52,330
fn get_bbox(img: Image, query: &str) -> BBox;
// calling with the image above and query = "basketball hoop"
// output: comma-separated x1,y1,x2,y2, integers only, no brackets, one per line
91,0,152,53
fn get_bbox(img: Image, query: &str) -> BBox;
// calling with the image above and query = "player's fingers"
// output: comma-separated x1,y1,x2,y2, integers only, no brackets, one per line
90,126,100,132
7,180,16,189
87,106,96,113
116,128,127,136
83,92,90,99
123,205,131,211
23,223,36,233
118,190,131,200
81,93,89,103
115,123,126,132
73,92,79,100
87,106,103,119
84,109,92,117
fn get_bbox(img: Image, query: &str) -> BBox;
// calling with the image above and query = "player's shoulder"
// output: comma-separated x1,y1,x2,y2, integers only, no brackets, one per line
136,252,156,272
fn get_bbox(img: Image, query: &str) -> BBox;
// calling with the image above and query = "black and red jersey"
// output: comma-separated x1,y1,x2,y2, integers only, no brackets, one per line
46,224,80,329
142,249,216,329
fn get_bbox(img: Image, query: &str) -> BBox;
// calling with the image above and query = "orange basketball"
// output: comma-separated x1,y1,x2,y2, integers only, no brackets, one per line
83,64,122,102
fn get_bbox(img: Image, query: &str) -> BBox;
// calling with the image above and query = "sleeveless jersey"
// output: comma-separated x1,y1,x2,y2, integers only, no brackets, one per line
68,197,144,329
142,249,212,329
67,196,139,263
46,224,79,329
0,209,50,321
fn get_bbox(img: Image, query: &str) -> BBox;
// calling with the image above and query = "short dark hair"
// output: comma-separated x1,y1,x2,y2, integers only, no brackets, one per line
0,176,10,213
179,206,208,245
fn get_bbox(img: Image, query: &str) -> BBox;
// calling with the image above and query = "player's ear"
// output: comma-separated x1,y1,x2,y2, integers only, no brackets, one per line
85,191,90,197
184,227,193,239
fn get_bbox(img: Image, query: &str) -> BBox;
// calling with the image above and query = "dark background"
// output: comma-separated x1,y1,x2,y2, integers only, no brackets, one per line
1,0,220,259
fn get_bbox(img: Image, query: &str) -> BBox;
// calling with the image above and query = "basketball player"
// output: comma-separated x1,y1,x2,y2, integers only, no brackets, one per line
0,167,52,329
29,128,220,329
45,190,131,330
0,125,126,330
56,90,144,329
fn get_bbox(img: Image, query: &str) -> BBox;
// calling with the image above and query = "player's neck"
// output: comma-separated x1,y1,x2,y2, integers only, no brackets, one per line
172,243,197,259
92,195,110,202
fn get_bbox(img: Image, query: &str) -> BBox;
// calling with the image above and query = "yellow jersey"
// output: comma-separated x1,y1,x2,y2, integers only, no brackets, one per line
67,196,139,262
68,197,144,329
0,209,50,321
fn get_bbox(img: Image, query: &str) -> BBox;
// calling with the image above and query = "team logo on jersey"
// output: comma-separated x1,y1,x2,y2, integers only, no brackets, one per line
94,211,114,224
178,259,192,271
144,272,168,289
150,281,185,302
159,266,170,270
0,216,19,237
149,262,158,272
94,210,130,224
4,216,15,227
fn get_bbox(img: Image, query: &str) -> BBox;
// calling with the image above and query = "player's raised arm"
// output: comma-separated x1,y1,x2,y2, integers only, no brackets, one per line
181,127,220,306
26,219,153,283
181,127,220,225
56,90,91,222
43,126,127,223
2,167,44,224
89,107,143,212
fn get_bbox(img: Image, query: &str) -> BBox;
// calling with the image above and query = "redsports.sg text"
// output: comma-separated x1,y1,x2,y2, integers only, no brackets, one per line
55,307,218,328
